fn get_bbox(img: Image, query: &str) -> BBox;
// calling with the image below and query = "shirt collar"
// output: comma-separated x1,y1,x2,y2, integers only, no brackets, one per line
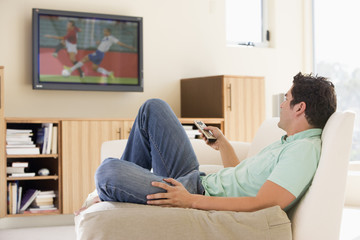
281,128,322,144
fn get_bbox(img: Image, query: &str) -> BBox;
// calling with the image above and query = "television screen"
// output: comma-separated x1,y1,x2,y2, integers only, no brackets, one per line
32,8,143,92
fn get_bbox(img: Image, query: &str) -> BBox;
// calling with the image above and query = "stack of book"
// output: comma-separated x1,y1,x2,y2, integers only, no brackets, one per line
36,123,58,154
7,162,35,178
29,190,57,213
183,125,201,140
6,129,40,155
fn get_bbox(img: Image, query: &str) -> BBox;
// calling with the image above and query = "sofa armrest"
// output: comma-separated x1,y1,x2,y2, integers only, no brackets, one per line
101,139,128,162
190,139,251,166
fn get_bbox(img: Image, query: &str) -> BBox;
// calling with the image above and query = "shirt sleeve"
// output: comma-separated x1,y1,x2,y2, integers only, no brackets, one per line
111,36,119,44
267,140,321,197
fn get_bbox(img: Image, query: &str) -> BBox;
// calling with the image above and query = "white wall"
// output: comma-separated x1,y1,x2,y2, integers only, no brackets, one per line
0,0,310,119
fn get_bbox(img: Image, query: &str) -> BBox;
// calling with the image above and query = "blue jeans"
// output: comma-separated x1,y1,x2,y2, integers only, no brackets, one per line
95,99,205,204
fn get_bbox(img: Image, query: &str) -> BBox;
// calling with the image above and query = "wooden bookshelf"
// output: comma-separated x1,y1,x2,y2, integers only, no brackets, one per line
2,118,62,217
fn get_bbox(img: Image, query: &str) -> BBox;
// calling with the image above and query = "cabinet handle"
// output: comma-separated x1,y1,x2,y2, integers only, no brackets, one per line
117,128,122,139
227,83,232,111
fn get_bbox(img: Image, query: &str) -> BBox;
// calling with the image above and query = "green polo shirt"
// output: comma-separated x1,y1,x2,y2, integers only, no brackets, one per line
201,128,322,210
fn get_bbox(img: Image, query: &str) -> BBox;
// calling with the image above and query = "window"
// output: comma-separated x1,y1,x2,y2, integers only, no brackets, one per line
226,0,269,47
313,0,360,161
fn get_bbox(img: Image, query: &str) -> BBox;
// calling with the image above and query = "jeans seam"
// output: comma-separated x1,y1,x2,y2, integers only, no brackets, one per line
147,130,171,176
100,184,145,203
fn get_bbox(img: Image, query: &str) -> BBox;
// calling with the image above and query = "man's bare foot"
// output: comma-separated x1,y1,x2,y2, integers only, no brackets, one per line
74,195,101,216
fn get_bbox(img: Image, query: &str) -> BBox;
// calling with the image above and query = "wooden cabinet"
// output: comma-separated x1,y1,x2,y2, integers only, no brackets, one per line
61,119,133,214
123,120,135,139
181,75,265,142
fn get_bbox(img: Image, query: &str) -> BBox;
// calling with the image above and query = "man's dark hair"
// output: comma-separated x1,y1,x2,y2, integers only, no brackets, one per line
290,72,337,129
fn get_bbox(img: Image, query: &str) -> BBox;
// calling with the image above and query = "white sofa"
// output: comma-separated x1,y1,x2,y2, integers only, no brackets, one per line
75,111,355,240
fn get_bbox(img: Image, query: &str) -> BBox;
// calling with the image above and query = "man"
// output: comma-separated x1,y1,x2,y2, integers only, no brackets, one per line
45,20,84,77
77,72,336,215
65,28,136,81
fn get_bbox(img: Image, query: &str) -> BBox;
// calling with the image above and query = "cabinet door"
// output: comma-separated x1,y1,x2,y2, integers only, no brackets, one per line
123,120,134,139
224,76,265,142
61,120,123,214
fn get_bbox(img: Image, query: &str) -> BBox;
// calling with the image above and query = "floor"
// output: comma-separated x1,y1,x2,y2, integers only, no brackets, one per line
0,207,359,240
340,207,360,240
0,225,76,240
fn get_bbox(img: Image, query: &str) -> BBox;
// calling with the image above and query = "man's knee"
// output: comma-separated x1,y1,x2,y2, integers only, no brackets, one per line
95,158,119,187
143,98,166,108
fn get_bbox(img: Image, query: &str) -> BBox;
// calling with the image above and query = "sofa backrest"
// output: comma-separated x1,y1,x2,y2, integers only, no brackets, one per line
288,111,355,240
246,117,285,158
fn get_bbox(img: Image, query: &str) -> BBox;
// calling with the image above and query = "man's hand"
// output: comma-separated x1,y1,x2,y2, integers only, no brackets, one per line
146,178,198,208
200,126,225,151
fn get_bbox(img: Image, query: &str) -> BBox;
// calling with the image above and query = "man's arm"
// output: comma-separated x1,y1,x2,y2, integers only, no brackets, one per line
147,178,295,212
44,34,64,40
116,41,137,51
202,126,240,168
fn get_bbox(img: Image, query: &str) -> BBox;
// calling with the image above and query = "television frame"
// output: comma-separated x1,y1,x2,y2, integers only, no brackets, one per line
32,8,143,92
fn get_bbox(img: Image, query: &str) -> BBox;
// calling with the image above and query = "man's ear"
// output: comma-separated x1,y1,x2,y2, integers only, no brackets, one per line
295,102,306,116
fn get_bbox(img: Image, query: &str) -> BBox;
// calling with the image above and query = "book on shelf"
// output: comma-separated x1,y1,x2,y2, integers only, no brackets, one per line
36,127,44,151
38,123,54,154
6,147,40,155
7,129,33,134
20,189,40,212
17,187,22,214
27,207,58,213
8,182,23,214
6,144,37,148
51,126,58,154
6,129,34,143
12,162,29,168
31,190,56,211
6,128,40,155
6,136,33,142
9,172,36,178
6,166,26,174
7,162,35,178
45,123,53,154
38,204,55,209
182,125,201,139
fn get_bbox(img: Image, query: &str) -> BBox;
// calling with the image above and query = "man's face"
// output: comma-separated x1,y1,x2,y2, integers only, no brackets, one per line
278,87,295,131
104,29,110,36
67,22,73,29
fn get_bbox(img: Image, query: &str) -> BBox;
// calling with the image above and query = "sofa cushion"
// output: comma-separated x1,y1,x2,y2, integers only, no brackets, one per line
75,202,292,240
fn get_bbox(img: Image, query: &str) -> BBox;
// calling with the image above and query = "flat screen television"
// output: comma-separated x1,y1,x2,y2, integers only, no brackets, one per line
32,8,143,92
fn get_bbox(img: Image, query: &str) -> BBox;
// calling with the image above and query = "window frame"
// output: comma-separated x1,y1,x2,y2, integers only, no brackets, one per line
226,0,270,48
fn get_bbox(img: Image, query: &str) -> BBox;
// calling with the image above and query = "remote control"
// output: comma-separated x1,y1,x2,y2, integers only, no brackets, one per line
194,120,217,143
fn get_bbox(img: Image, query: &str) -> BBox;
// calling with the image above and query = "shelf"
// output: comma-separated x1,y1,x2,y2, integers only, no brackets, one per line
6,210,61,217
7,175,59,181
7,154,58,159
179,118,224,124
